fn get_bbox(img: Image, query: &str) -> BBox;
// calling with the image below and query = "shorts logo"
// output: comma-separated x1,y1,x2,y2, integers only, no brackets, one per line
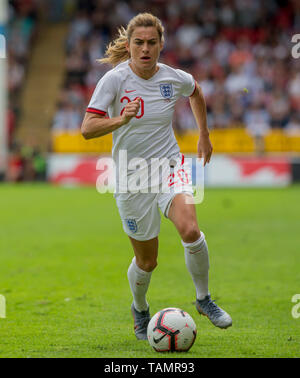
160,84,173,99
125,219,138,233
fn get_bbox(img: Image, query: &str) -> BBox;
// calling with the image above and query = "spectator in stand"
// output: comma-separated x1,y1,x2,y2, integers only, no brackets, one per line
288,69,300,111
7,108,16,149
66,8,92,52
32,148,47,181
6,143,47,182
268,89,291,129
225,64,251,95
210,94,231,129
8,52,25,93
65,38,90,85
284,113,300,136
244,100,271,152
176,15,202,48
52,102,83,132
6,145,24,182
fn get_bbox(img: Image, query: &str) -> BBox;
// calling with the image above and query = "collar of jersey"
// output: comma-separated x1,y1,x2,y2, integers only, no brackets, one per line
127,59,161,82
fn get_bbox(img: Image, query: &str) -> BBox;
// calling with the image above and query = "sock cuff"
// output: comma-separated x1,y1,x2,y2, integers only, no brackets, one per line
181,232,206,252
131,257,153,275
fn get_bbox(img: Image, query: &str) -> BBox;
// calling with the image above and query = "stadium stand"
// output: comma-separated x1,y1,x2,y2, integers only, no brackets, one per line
6,0,41,181
7,0,38,149
6,0,70,181
50,0,300,155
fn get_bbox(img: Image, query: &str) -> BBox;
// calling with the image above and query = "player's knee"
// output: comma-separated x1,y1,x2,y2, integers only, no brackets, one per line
180,224,201,244
137,259,158,273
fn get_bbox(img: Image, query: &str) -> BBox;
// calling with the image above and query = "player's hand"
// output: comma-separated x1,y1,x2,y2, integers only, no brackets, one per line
122,98,141,124
197,134,213,166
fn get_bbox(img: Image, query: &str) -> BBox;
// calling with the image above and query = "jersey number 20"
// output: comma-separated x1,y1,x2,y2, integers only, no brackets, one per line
120,96,145,119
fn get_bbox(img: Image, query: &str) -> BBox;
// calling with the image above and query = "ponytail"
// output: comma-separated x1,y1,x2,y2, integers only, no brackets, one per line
98,26,129,67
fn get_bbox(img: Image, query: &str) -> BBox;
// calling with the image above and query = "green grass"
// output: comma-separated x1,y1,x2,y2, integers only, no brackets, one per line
0,183,299,358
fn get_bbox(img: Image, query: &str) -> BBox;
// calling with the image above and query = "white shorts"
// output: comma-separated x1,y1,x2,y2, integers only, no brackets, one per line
115,154,193,241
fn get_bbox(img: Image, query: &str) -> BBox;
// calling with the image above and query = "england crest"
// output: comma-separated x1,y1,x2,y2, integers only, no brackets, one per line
125,219,138,233
160,83,173,99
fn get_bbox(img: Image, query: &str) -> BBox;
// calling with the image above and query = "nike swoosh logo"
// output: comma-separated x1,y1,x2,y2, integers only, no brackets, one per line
153,333,168,344
188,249,203,255
125,90,137,93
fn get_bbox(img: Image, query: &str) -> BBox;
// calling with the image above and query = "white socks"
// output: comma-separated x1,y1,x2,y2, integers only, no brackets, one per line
127,257,152,312
127,234,210,310
182,233,210,301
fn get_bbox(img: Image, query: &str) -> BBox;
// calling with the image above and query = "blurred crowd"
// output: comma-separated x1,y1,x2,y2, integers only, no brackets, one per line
52,0,300,138
7,145,47,182
7,0,38,148
6,0,46,182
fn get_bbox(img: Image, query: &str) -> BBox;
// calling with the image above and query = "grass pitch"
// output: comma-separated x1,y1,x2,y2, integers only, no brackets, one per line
0,184,299,358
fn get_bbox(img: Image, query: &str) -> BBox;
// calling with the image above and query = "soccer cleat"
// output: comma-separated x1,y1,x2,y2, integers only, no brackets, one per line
131,303,151,340
196,295,232,329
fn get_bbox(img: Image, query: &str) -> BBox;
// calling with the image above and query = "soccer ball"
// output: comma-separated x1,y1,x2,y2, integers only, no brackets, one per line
147,308,197,352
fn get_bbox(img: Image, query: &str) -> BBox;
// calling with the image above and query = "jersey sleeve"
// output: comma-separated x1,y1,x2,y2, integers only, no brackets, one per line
176,69,197,97
86,71,118,116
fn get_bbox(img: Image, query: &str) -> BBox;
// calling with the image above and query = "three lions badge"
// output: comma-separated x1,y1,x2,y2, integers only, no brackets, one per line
160,83,173,99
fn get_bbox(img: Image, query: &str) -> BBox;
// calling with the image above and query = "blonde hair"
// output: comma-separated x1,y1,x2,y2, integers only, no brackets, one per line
99,13,165,67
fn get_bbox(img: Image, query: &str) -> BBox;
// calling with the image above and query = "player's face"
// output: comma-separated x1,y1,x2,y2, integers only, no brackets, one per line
127,27,163,73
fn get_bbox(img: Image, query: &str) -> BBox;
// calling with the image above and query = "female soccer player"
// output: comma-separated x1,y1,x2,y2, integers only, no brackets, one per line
81,13,232,340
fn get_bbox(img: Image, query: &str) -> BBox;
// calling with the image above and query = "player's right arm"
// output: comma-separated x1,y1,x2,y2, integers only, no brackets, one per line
81,98,141,140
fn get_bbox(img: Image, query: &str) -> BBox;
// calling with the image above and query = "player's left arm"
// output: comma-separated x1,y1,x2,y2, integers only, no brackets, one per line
189,82,213,166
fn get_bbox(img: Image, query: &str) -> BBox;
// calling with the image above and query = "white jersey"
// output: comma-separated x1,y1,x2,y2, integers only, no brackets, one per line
87,60,196,191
